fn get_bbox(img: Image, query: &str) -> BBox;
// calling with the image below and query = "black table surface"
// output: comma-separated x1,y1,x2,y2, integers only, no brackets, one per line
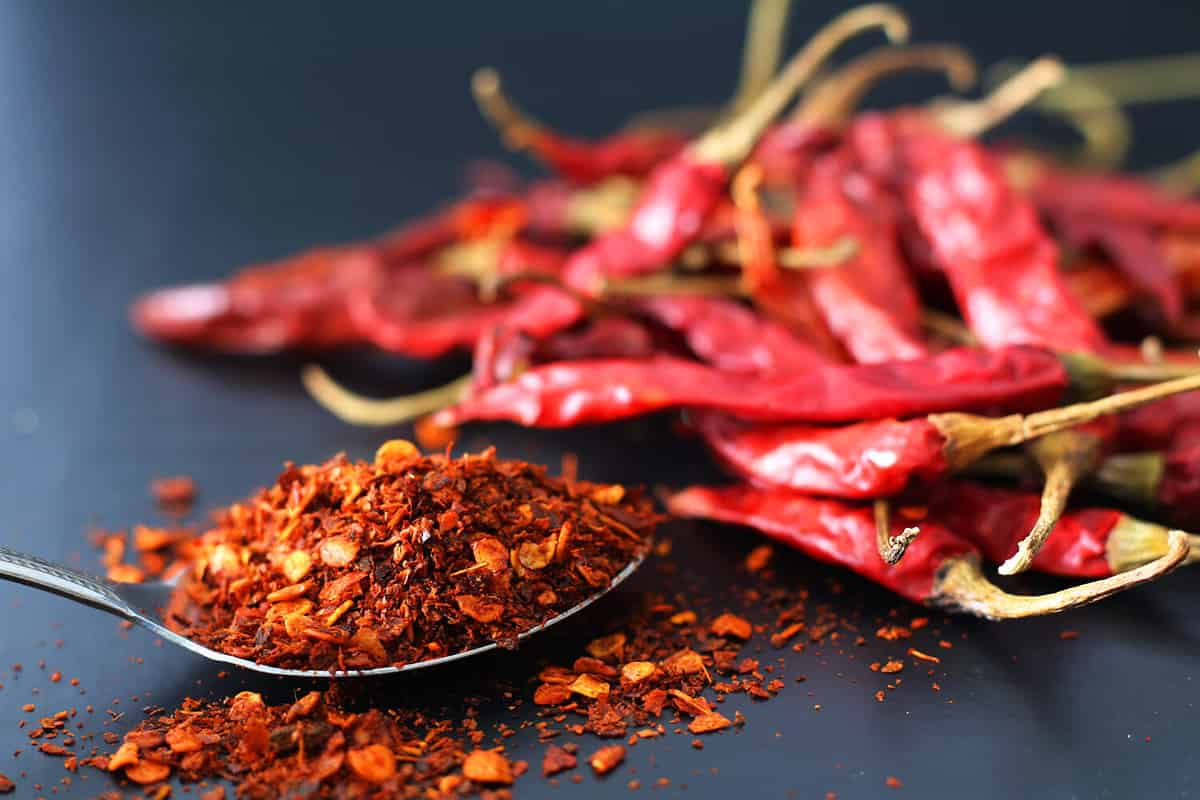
2,2,1199,797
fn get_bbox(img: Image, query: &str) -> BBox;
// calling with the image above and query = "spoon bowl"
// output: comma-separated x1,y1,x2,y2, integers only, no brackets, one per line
0,544,647,678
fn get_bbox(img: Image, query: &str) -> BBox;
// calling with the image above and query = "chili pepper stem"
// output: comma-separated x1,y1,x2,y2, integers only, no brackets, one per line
792,44,976,128
998,429,1105,575
1090,452,1164,507
470,68,541,151
873,499,919,565
690,3,909,165
1105,515,1200,574
1061,350,1200,389
932,371,1200,471
727,0,794,117
936,56,1065,138
301,367,472,427
932,530,1188,619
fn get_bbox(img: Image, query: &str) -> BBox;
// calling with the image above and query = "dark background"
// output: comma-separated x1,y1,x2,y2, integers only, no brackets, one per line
2,1,1200,797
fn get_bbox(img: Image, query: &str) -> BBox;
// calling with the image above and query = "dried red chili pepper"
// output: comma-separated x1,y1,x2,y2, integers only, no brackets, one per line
691,374,1200,499
561,5,910,294
132,193,529,353
1053,214,1182,324
788,151,928,362
627,295,830,375
471,69,688,185
925,481,1199,578
851,109,1108,352
163,441,656,671
669,484,1188,617
435,345,1087,429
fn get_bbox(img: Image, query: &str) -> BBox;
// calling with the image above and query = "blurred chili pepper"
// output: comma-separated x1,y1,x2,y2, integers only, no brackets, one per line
1011,151,1200,232
1090,421,1200,527
925,481,1197,578
436,345,1100,429
850,109,1109,352
627,296,830,376
1054,214,1182,324
132,194,528,353
790,152,928,362
668,483,1187,617
692,374,1200,499
562,5,910,294
471,69,688,185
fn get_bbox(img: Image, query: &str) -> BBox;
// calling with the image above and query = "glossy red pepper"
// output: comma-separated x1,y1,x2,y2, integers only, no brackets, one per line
926,481,1187,578
669,483,1187,616
849,111,1108,352
791,152,928,362
435,345,1071,428
694,379,1200,500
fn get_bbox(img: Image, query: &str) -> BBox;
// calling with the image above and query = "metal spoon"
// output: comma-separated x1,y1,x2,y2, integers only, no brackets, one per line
0,544,646,678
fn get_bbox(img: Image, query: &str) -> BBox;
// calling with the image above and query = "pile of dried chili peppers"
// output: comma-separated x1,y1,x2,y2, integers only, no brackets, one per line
131,3,1200,618
157,441,655,672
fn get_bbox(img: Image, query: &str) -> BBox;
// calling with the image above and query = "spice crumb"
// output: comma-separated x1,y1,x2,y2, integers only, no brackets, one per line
1060,630,1079,640
886,776,904,788
589,745,625,775
907,648,940,664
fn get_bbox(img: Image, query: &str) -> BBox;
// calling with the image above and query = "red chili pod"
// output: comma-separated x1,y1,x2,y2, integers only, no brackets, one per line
435,345,1072,429
926,481,1198,578
668,483,1188,618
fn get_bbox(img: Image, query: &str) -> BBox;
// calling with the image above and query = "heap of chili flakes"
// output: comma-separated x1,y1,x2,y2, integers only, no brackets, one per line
164,441,657,671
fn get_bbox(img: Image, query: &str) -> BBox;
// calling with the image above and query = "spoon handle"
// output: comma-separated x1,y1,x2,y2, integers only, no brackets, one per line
0,545,131,616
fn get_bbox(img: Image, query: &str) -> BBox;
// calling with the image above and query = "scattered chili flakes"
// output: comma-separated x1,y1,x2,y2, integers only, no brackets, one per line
542,744,577,777
886,775,904,788
711,613,752,640
907,648,941,664
1060,630,1079,640
744,545,773,573
0,774,12,794
163,444,656,671
589,745,625,775
876,625,911,641
687,713,732,735
150,476,196,510
462,749,514,785
880,659,904,674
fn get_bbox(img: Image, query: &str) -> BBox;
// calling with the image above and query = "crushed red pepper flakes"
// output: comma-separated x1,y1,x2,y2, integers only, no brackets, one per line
886,775,904,788
880,659,904,674
150,475,197,511
462,749,514,785
0,774,12,794
589,745,625,775
1060,630,1080,640
542,744,577,776
161,443,655,671
908,648,941,664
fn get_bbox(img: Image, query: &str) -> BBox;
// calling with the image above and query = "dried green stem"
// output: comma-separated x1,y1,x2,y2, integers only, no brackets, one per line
728,0,794,117
933,530,1188,619
302,367,472,427
937,56,1065,138
691,3,909,164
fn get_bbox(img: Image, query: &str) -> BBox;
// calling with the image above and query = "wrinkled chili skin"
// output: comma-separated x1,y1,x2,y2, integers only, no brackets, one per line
436,346,1069,428
563,155,729,292
928,482,1119,578
1116,392,1200,450
668,484,975,602
851,112,1108,352
750,122,838,186
693,413,950,499
629,296,830,376
524,128,688,185
792,154,928,362
1055,214,1182,323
